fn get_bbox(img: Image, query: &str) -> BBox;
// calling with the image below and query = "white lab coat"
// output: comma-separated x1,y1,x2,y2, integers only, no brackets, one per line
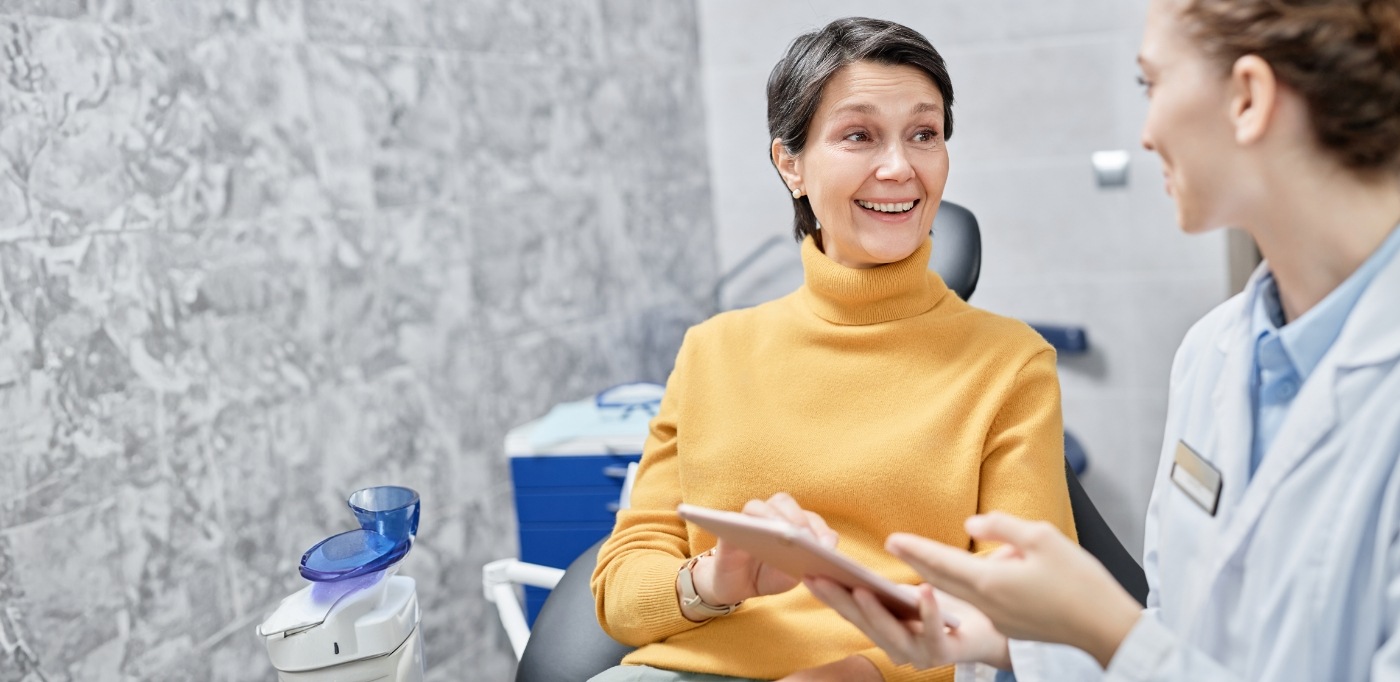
1000,251,1400,682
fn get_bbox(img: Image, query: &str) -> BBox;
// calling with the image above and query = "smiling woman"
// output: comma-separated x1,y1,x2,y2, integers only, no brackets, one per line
589,16,1078,682
772,61,948,269
766,18,954,269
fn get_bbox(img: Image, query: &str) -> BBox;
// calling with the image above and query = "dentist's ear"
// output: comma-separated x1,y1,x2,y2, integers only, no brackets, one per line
1229,54,1278,146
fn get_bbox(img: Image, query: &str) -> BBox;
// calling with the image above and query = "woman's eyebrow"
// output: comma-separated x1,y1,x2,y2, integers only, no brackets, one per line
911,101,943,117
830,102,879,117
829,101,943,117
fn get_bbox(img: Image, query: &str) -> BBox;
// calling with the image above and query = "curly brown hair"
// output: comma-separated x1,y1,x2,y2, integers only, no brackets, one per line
1181,0,1400,172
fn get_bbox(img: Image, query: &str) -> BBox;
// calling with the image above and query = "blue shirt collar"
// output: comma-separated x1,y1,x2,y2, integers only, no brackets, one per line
1251,222,1400,378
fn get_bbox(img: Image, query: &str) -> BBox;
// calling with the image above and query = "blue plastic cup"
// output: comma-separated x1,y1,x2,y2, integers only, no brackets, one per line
347,486,420,547
301,528,406,583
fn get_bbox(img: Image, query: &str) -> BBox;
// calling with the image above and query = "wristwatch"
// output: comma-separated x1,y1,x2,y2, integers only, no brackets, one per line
677,550,744,618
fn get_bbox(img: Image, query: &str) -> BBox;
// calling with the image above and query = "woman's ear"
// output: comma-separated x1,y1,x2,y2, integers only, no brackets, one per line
1229,54,1278,146
771,137,802,193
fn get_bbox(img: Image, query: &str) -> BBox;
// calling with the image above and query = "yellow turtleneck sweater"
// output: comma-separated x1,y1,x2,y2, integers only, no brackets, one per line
592,236,1075,681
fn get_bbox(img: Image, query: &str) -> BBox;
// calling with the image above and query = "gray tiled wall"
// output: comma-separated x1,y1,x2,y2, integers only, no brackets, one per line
0,1,715,680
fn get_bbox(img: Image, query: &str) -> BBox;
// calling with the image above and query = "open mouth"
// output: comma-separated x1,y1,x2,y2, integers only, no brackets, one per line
856,199,919,214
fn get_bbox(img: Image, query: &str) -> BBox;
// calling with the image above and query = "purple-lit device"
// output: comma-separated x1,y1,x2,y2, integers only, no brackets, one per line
256,486,425,682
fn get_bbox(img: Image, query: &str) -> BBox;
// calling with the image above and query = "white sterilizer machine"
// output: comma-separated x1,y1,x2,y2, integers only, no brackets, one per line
257,485,426,682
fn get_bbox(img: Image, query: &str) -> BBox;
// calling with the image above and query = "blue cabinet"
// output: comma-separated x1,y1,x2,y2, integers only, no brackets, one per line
507,423,644,625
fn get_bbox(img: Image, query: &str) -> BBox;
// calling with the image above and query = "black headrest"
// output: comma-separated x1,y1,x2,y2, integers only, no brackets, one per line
929,200,982,302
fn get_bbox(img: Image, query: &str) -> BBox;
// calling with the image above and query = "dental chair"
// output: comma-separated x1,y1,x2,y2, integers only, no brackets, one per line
505,201,1148,682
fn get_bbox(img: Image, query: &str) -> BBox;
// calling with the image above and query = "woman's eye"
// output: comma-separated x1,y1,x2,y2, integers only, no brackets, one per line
844,131,869,142
913,129,940,143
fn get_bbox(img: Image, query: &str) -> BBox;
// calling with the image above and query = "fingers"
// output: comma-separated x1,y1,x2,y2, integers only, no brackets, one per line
918,584,950,639
851,586,936,668
803,510,838,548
928,586,1014,668
710,535,752,565
815,580,960,670
806,578,918,663
741,497,777,518
886,533,984,595
928,586,976,614
922,583,959,630
741,495,802,527
806,576,919,667
964,512,1061,552
986,544,1021,561
744,493,838,548
806,576,869,627
765,492,814,531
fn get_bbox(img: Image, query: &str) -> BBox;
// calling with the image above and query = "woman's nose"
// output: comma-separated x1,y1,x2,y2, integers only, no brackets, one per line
1140,124,1156,152
875,142,915,182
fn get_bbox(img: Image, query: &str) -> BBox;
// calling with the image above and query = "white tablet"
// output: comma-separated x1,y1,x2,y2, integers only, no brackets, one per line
677,503,958,626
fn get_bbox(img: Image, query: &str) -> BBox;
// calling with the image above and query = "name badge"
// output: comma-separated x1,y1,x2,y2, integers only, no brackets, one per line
1171,441,1222,516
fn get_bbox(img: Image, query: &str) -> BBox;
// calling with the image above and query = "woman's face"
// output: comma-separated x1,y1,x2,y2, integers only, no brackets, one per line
774,61,949,269
1138,0,1242,233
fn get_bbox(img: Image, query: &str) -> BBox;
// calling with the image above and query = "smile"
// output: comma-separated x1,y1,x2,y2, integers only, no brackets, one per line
856,199,917,214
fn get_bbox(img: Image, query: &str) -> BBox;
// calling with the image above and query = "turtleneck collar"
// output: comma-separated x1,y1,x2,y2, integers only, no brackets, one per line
798,234,948,325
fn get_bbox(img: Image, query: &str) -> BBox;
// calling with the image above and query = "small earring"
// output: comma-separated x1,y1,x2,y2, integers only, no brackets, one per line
791,188,802,199
814,222,821,231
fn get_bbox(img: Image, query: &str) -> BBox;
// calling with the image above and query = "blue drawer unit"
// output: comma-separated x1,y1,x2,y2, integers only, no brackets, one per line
506,419,646,626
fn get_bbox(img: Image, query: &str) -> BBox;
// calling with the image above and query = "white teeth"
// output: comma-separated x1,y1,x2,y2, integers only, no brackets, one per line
858,200,916,213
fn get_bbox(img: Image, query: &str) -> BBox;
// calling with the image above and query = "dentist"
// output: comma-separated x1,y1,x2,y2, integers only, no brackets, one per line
807,0,1400,679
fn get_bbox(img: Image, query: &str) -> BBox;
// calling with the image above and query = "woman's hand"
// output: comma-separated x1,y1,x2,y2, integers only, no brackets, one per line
885,512,1143,668
775,654,881,681
690,492,839,606
807,577,1010,670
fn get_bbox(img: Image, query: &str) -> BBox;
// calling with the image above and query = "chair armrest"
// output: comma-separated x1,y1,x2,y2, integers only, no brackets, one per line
483,559,566,659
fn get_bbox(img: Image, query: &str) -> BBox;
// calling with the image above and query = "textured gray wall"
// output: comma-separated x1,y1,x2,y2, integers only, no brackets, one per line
0,1,715,680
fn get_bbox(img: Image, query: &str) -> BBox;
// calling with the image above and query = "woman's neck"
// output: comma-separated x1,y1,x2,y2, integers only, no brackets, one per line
1246,167,1400,323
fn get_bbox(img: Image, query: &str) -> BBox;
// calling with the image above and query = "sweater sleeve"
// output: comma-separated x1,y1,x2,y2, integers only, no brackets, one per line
976,348,1077,546
590,330,707,646
859,648,957,681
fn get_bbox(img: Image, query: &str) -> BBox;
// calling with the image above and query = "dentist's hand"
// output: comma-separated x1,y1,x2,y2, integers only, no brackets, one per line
685,492,838,610
886,512,1142,668
807,576,1011,670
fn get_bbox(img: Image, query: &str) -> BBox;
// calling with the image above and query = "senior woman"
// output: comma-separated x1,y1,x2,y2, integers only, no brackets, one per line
588,17,1076,682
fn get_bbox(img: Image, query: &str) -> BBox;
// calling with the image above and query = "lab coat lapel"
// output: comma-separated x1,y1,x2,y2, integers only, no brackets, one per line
1195,249,1400,620
1174,285,1259,632
1204,266,1271,523
1205,324,1256,523
1217,369,1337,560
